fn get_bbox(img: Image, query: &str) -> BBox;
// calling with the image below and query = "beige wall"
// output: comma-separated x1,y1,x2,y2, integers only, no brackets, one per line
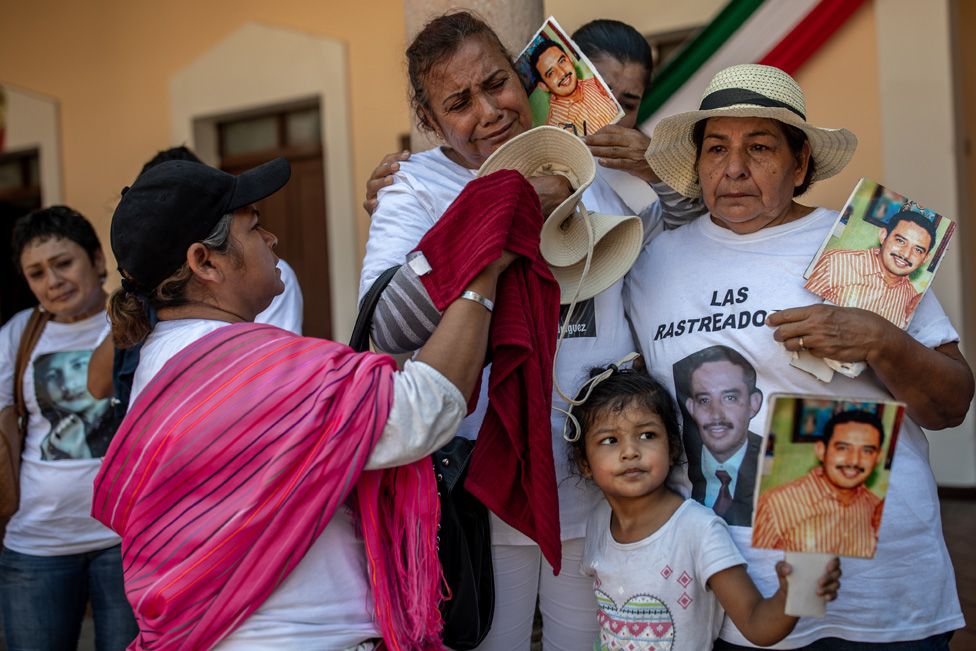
955,0,976,358
168,22,360,339
2,83,62,206
874,0,975,486
953,0,976,481
796,1,883,211
545,0,725,35
0,0,412,285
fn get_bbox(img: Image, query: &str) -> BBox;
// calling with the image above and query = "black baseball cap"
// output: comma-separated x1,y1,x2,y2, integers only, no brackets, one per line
111,157,291,292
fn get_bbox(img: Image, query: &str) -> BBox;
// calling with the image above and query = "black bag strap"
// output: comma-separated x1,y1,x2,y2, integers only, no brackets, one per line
349,266,400,353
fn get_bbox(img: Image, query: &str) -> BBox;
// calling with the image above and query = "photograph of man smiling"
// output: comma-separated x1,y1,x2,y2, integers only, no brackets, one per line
805,210,937,328
753,402,903,559
673,345,764,527
515,18,623,136
802,179,955,332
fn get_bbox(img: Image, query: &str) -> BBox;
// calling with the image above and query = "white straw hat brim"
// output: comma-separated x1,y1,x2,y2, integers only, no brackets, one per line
644,64,857,199
540,201,592,267
478,125,596,248
475,125,640,303
549,212,643,304
646,105,857,198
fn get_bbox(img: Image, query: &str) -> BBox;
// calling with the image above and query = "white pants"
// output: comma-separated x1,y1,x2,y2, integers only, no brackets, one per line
472,539,598,651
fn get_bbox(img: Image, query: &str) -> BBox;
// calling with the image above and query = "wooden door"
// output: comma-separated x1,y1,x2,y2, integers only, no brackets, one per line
219,105,331,339
0,149,42,325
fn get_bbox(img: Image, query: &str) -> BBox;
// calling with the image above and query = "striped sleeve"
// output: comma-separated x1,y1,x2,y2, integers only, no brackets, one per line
370,263,442,353
648,181,708,231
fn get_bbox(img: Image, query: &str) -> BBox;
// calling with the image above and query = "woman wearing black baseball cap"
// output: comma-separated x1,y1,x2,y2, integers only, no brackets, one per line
94,157,519,650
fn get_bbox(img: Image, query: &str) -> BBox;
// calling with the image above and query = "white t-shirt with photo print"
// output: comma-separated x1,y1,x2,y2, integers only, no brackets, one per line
624,209,963,646
0,309,120,555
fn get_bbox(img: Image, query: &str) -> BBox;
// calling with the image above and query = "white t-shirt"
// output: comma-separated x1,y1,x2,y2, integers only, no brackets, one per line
360,146,663,543
624,209,963,646
256,258,303,334
581,499,745,651
0,309,121,555
131,318,466,650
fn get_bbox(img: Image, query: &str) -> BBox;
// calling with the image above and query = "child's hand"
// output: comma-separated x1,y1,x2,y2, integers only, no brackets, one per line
774,557,842,602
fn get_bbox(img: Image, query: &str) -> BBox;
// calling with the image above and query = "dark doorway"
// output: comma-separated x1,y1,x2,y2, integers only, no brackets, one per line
218,103,331,339
0,149,42,325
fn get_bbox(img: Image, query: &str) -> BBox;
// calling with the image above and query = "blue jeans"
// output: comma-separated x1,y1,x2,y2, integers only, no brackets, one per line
713,632,953,650
0,545,137,651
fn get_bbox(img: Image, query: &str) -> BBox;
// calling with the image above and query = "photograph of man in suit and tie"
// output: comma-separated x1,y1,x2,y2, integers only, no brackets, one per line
673,345,763,526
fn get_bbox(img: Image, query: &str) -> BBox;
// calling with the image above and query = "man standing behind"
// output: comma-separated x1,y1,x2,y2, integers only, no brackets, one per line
529,38,620,136
805,211,936,328
674,345,764,526
753,410,885,557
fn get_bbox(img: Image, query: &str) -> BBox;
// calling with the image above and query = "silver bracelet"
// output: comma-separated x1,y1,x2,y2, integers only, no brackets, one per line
459,290,494,313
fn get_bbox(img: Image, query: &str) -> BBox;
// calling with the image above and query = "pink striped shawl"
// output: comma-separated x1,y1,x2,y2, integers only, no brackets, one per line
91,323,444,651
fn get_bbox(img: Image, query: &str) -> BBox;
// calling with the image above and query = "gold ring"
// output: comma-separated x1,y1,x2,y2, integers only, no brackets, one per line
798,336,805,350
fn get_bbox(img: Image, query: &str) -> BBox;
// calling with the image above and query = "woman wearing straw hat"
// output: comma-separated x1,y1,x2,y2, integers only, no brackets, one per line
627,63,972,649
358,11,708,651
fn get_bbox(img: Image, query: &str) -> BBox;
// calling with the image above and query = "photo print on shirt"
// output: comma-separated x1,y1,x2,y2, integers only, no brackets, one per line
673,345,764,527
558,297,598,339
33,350,116,460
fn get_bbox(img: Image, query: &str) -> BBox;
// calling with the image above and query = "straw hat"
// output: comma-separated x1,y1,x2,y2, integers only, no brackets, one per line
477,126,643,304
645,63,858,198
548,212,643,303
479,126,595,262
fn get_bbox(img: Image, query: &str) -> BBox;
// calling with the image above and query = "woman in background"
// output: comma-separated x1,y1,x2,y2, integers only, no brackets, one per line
0,206,135,650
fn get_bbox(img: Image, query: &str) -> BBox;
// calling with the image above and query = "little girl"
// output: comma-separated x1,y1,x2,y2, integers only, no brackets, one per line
566,362,840,650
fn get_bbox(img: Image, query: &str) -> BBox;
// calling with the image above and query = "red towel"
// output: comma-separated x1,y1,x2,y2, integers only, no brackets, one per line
414,170,562,574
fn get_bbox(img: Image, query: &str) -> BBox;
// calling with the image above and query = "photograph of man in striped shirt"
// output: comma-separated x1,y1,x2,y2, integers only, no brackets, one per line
804,211,936,329
753,410,886,558
528,37,621,137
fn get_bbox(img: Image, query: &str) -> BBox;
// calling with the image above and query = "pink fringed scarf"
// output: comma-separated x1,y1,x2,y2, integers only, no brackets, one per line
91,323,443,650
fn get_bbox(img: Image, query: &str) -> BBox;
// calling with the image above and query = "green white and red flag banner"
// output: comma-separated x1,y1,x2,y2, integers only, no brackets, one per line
638,0,866,133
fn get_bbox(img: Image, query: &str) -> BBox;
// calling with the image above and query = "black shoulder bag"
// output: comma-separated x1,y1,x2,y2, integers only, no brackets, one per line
350,266,494,649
